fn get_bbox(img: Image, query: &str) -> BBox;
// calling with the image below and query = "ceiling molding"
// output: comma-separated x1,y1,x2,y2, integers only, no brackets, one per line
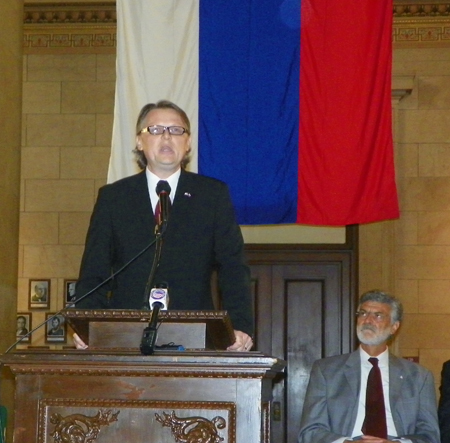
393,2,450,16
24,2,116,24
23,2,116,53
22,2,450,53
393,4,450,47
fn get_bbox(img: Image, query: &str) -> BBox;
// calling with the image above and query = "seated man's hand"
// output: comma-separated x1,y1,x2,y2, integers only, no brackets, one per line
226,330,253,352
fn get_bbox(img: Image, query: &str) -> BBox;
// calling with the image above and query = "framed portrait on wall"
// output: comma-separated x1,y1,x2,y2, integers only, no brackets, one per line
64,279,77,306
29,279,50,309
45,313,66,343
16,312,32,342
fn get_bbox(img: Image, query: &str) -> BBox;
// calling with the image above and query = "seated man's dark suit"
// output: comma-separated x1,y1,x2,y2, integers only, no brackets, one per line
298,350,440,443
75,169,253,335
439,359,450,443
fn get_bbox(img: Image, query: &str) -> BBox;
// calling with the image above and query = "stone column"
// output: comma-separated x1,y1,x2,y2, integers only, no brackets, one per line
358,76,414,293
358,76,414,355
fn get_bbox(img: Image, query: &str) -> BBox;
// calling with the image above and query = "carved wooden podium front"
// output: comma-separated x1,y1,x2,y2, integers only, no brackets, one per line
1,310,285,443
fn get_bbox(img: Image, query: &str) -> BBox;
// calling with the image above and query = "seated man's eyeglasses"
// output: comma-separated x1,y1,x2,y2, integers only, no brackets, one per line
355,310,387,322
140,125,188,136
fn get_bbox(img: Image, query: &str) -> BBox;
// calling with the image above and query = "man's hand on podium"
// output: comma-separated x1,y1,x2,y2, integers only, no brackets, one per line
227,330,253,352
73,333,88,349
73,330,253,351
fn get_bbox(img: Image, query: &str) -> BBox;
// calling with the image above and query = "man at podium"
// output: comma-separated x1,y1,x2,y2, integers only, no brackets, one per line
73,100,254,352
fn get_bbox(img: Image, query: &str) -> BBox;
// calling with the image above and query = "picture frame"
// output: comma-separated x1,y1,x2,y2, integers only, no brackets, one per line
16,312,32,342
45,313,67,343
64,279,77,306
29,279,50,309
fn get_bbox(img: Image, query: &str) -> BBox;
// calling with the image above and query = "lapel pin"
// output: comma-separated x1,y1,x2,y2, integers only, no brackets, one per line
184,192,191,197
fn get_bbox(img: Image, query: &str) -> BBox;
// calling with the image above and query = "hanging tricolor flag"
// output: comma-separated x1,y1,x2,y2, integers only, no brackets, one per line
109,0,399,226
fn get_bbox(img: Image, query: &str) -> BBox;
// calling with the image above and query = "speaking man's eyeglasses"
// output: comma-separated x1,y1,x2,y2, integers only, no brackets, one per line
140,125,188,136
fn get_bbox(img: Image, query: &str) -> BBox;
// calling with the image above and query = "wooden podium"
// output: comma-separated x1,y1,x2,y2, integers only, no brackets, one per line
0,310,285,443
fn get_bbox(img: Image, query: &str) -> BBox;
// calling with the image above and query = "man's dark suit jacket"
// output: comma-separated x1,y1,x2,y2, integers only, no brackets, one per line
298,349,440,443
75,169,253,335
439,359,450,443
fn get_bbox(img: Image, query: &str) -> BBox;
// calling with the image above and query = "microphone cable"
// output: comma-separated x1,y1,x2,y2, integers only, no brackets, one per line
4,235,159,354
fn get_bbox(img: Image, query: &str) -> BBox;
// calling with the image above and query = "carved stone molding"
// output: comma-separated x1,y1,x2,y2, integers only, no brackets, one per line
23,1,450,22
24,2,117,53
394,3,450,16
24,2,116,24
392,75,415,102
22,2,450,53
393,3,450,46
394,16,450,46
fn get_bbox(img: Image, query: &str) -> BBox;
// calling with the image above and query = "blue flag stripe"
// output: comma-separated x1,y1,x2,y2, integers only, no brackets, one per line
199,0,300,225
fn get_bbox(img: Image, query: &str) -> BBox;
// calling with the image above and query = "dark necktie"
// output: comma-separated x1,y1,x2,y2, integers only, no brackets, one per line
361,357,387,438
154,180,171,225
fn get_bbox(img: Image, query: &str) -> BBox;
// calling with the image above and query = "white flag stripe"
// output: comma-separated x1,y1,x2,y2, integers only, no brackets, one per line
108,0,199,184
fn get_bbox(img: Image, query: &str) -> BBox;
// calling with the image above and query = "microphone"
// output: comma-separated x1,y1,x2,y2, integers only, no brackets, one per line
140,283,169,355
149,284,169,310
155,180,171,231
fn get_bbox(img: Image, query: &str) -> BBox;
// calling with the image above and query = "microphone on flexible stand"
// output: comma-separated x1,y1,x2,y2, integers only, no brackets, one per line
155,180,171,234
141,180,171,310
140,283,169,355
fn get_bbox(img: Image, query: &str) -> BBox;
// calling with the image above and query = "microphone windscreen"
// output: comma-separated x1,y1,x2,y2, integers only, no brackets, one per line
156,180,171,196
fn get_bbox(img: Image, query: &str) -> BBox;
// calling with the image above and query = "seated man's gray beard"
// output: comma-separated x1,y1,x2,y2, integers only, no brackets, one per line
357,325,392,346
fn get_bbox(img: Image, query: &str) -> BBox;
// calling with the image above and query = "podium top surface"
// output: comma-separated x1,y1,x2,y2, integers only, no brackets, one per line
61,309,236,350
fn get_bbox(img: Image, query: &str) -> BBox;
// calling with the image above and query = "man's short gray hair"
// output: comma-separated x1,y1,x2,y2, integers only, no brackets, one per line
358,289,403,323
